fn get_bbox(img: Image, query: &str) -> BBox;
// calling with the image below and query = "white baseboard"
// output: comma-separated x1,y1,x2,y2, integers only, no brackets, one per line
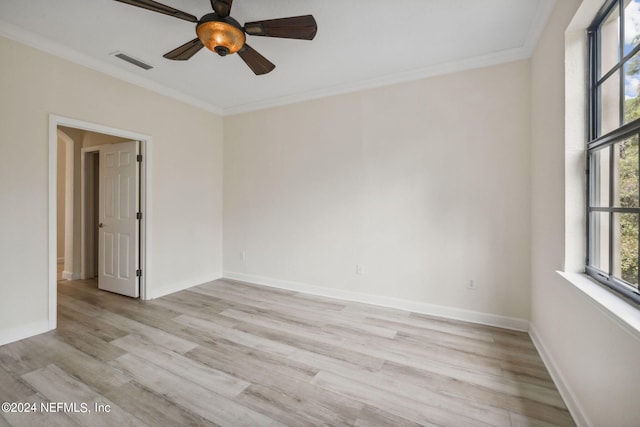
0,320,52,347
222,271,529,332
149,272,223,300
529,323,591,427
61,271,80,281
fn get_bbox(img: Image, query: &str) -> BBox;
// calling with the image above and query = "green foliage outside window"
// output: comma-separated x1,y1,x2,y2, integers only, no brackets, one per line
616,133,638,286
620,105,639,286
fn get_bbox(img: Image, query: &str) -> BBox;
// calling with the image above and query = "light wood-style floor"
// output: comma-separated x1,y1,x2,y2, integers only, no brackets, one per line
0,278,574,426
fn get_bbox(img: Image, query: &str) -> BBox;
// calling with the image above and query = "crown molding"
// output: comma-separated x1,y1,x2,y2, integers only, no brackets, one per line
0,19,224,116
223,47,532,116
224,0,556,116
0,0,555,117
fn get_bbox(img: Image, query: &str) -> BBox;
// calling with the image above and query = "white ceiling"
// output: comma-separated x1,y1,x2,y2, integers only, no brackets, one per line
0,0,555,115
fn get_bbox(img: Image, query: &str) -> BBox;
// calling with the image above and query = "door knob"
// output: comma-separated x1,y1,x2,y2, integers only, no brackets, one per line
98,223,104,228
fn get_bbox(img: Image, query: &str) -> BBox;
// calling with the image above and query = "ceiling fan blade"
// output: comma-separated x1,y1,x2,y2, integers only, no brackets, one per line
237,44,275,75
211,0,233,17
114,0,197,23
163,38,204,60
244,15,317,40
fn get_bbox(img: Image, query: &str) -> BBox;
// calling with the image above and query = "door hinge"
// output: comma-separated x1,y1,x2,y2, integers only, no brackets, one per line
136,212,142,220
136,269,142,277
136,154,142,162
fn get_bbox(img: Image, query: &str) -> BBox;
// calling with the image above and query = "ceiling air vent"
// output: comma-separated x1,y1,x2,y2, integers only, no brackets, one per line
112,52,153,70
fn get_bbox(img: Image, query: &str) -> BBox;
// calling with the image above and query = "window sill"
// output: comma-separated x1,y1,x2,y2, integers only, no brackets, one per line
557,271,640,341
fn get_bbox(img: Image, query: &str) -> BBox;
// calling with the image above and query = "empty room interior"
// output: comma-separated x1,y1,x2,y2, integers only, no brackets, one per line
1,0,640,426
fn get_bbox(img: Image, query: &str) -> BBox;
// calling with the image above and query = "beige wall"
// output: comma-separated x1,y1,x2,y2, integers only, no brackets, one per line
0,36,224,340
224,59,532,323
531,1,640,426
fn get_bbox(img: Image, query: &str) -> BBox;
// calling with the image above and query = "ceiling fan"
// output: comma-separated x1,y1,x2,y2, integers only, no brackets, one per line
114,0,317,75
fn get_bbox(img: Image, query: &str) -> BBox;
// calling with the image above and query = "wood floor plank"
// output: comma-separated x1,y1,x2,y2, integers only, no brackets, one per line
22,364,147,426
207,280,322,309
500,359,557,388
233,319,386,371
364,314,498,345
103,381,218,427
185,341,318,387
192,280,346,314
0,339,57,376
380,319,542,366
234,379,364,426
212,279,298,298
58,297,198,354
311,360,516,427
54,318,127,363
231,385,322,427
509,411,567,427
380,361,575,426
223,305,398,339
409,311,524,338
230,303,504,377
110,353,281,426
174,314,297,357
349,329,507,376
287,347,378,380
57,302,130,342
0,278,575,426
381,352,567,410
354,405,429,427
0,365,35,402
311,370,505,427
147,291,232,321
24,333,131,395
111,334,250,398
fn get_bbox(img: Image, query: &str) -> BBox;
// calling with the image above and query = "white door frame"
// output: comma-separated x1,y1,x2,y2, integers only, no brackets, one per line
57,129,76,280
48,114,152,329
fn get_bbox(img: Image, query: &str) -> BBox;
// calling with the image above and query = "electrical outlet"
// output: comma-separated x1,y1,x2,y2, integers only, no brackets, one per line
240,251,246,261
356,264,364,275
467,279,476,290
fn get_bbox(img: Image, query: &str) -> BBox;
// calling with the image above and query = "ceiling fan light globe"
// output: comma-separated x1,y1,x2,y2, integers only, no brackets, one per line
196,19,246,55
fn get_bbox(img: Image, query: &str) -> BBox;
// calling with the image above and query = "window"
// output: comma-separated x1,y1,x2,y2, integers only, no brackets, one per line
587,0,640,303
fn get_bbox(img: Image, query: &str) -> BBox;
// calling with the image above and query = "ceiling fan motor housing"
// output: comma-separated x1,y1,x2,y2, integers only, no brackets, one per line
196,13,246,56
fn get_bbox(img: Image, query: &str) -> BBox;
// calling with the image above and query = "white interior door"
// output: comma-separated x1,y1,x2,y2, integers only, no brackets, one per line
98,140,140,297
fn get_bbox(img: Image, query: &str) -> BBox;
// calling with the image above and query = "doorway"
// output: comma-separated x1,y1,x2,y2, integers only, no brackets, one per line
48,115,151,329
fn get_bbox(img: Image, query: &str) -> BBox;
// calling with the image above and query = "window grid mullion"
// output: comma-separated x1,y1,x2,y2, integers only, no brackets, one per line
587,27,596,268
619,0,625,128
637,132,640,287
609,144,615,278
590,28,599,141
597,62,621,86
588,27,599,269
590,206,640,213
